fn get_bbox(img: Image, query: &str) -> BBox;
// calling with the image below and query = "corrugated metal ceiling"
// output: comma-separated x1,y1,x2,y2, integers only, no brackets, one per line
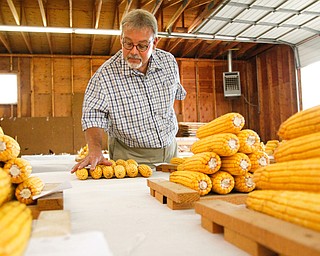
195,0,320,67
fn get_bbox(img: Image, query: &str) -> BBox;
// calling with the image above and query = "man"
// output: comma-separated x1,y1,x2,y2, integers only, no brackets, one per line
71,9,186,173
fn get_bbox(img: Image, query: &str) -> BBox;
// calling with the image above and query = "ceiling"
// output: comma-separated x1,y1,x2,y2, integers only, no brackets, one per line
0,0,319,65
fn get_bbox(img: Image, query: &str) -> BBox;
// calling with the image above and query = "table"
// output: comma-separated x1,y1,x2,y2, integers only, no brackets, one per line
23,156,249,256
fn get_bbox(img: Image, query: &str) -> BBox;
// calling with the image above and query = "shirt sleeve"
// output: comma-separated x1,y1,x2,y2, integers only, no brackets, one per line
81,73,110,131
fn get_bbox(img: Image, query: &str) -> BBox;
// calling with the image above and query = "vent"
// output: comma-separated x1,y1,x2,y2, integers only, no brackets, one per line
223,50,241,97
223,71,241,97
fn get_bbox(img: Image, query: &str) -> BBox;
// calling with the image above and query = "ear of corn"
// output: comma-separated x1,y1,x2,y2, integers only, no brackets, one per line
0,135,20,162
76,168,89,180
115,159,128,168
196,112,245,139
0,169,11,206
138,164,153,178
209,171,234,195
237,129,261,154
234,172,255,192
102,165,114,179
0,200,32,256
170,157,187,165
191,133,240,156
274,131,320,162
3,158,32,184
169,170,212,196
108,159,116,168
75,144,88,162
253,158,320,192
178,152,221,174
246,190,320,232
126,163,139,178
247,151,270,172
90,165,103,179
114,165,126,178
0,126,3,135
265,140,280,156
126,159,138,166
278,105,320,140
15,176,44,205
220,152,251,176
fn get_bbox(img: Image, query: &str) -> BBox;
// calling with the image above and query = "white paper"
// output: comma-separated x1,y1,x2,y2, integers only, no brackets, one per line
25,231,113,256
32,181,72,200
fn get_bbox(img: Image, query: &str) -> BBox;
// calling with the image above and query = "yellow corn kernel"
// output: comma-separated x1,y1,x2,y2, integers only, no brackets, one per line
0,169,11,207
196,112,245,139
210,170,234,195
126,159,138,166
169,157,187,165
247,151,270,172
102,165,114,179
15,176,44,205
76,168,89,180
138,164,153,178
179,152,221,175
0,201,32,256
278,105,320,140
234,172,255,192
191,133,240,156
169,170,212,196
90,165,103,179
3,158,32,184
253,158,320,192
274,132,320,162
237,129,261,154
220,153,251,176
115,159,128,168
0,134,20,162
246,190,320,232
114,165,126,179
126,163,139,178
108,159,117,168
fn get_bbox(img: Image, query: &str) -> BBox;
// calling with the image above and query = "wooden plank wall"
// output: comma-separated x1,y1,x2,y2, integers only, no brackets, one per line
0,44,298,154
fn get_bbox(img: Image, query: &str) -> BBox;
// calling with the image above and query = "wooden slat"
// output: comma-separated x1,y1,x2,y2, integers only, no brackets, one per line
195,200,320,256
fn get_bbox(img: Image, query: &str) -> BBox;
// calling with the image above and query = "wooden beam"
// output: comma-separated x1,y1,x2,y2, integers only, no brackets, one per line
211,42,239,59
151,0,164,15
188,1,221,33
180,39,202,57
37,0,53,54
0,33,12,53
196,40,220,58
69,0,73,55
7,0,20,25
90,0,103,55
166,38,183,52
165,0,191,32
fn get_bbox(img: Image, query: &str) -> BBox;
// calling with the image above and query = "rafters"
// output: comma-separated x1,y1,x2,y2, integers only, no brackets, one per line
38,0,52,54
7,0,33,53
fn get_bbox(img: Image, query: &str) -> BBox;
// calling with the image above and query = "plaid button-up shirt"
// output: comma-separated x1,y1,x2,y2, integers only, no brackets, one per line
82,49,186,148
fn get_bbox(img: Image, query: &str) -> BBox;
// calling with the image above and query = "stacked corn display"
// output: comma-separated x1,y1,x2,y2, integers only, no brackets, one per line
169,112,269,196
75,158,153,180
246,105,320,232
0,127,40,255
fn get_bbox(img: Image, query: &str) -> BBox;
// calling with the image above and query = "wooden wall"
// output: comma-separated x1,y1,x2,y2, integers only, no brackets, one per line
0,44,298,155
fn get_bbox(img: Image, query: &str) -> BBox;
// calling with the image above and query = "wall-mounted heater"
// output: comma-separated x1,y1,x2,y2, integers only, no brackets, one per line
223,50,241,97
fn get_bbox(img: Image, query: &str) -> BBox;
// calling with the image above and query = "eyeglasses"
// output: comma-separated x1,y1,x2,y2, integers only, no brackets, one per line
121,39,153,52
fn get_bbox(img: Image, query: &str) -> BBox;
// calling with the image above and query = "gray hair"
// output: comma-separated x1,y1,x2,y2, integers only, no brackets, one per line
120,9,158,37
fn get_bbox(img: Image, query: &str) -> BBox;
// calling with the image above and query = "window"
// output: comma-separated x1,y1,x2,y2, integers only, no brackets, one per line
301,61,319,110
0,73,18,104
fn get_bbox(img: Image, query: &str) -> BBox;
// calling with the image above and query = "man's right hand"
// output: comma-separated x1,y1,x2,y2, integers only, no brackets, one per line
71,151,112,173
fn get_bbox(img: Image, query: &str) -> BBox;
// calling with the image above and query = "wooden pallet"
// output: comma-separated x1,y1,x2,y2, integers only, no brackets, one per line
147,179,247,210
28,183,64,219
194,200,320,256
155,164,178,173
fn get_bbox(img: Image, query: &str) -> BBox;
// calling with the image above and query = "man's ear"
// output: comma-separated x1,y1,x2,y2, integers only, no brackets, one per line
152,37,159,49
